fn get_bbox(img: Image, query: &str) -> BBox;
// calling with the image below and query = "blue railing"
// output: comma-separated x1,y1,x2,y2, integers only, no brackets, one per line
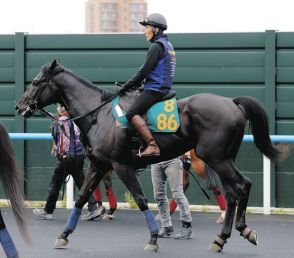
7,133,293,213
9,133,52,140
243,135,294,142
8,133,294,142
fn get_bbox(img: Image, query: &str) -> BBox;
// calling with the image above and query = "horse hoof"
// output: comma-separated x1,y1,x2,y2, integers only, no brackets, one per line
208,235,226,252
54,238,68,249
248,230,258,245
144,243,159,252
208,243,222,253
240,227,258,246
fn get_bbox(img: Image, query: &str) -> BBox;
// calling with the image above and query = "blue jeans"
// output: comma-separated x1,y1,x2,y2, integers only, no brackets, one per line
151,158,192,228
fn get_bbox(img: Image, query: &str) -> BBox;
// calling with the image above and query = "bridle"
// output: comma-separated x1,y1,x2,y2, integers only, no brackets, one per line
26,82,50,115
25,67,57,117
25,68,122,136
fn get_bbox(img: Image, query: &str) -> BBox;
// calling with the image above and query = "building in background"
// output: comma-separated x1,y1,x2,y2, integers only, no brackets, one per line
85,0,147,32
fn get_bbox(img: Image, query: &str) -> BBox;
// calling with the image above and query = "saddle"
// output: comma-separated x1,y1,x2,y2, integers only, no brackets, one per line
118,89,177,111
111,89,180,133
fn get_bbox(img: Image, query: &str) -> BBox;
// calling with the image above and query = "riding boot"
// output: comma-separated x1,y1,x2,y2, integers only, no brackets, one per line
131,115,160,157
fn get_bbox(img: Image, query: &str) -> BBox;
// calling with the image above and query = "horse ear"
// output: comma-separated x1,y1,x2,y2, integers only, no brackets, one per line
49,60,57,72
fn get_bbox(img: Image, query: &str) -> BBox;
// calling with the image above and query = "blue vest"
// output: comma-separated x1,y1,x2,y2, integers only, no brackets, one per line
144,35,176,94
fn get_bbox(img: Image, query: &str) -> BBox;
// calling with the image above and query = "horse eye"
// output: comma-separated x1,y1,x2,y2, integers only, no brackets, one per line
32,80,38,86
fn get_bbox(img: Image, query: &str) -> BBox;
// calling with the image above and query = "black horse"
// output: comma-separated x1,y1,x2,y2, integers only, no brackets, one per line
15,60,287,253
0,123,30,257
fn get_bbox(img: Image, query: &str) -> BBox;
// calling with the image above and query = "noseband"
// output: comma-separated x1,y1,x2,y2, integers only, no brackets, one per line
27,82,49,113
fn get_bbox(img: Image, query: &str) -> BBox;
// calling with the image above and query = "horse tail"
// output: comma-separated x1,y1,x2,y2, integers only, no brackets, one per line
233,96,289,161
0,123,30,243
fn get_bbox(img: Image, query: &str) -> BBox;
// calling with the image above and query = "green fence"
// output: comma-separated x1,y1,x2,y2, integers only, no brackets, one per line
0,31,294,208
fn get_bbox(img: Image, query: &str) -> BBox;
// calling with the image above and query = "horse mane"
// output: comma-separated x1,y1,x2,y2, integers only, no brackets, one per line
64,67,116,100
46,62,115,100
65,68,104,92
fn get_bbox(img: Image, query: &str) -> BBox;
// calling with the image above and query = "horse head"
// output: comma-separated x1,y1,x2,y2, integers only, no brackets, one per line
15,60,63,117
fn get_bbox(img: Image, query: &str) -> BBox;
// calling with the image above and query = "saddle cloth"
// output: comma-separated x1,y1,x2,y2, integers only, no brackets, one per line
111,91,180,133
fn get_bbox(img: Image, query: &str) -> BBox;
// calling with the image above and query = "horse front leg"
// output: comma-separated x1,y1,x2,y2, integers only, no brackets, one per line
113,162,159,252
208,181,237,252
54,165,105,248
0,210,19,258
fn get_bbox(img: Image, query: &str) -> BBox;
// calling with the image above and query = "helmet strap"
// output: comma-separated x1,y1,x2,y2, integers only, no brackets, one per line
152,26,159,35
150,27,163,42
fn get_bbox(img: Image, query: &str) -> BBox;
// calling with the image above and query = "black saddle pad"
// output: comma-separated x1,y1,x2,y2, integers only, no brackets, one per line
119,90,177,111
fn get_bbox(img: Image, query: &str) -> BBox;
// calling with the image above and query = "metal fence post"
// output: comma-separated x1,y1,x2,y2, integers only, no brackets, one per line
263,155,271,214
264,30,277,208
66,176,74,209
15,32,25,190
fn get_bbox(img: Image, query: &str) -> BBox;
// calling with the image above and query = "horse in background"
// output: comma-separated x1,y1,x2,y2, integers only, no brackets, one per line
15,60,288,253
93,171,117,219
0,123,30,257
166,150,227,224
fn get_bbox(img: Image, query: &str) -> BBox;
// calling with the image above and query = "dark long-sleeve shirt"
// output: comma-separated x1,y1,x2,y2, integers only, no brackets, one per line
123,42,164,90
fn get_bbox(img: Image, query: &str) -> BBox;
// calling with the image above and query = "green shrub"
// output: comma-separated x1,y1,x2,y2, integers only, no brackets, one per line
124,191,138,209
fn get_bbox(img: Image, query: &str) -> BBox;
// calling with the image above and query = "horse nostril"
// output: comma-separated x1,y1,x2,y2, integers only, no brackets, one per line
15,105,19,111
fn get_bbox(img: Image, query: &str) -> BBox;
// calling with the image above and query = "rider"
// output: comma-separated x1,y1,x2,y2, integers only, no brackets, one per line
124,13,176,157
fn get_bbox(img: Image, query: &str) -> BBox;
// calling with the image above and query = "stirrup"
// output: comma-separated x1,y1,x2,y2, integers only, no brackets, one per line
137,142,160,157
138,146,144,157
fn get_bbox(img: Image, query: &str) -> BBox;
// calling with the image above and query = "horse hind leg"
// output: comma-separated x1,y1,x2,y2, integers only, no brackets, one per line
223,163,257,246
208,161,257,251
234,174,258,245
208,180,237,252
213,162,257,246
113,162,159,252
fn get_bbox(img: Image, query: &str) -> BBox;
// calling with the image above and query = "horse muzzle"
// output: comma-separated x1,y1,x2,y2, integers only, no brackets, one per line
15,105,34,117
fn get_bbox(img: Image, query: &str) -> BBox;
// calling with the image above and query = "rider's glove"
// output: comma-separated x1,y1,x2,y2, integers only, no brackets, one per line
117,87,126,96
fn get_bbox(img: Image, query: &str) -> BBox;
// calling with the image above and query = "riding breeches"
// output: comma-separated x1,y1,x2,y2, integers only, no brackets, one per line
126,89,164,122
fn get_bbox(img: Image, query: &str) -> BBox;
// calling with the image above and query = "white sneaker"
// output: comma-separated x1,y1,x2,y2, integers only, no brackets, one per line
155,213,161,221
216,210,226,224
174,225,192,239
102,213,114,220
81,205,106,221
33,208,53,220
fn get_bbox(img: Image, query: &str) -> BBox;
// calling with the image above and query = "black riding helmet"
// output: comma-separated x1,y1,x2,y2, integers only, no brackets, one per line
139,13,167,31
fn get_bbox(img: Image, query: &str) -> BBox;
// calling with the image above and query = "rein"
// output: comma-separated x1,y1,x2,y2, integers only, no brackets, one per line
38,91,119,123
37,110,76,142
36,89,120,140
27,67,122,139
65,92,119,122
